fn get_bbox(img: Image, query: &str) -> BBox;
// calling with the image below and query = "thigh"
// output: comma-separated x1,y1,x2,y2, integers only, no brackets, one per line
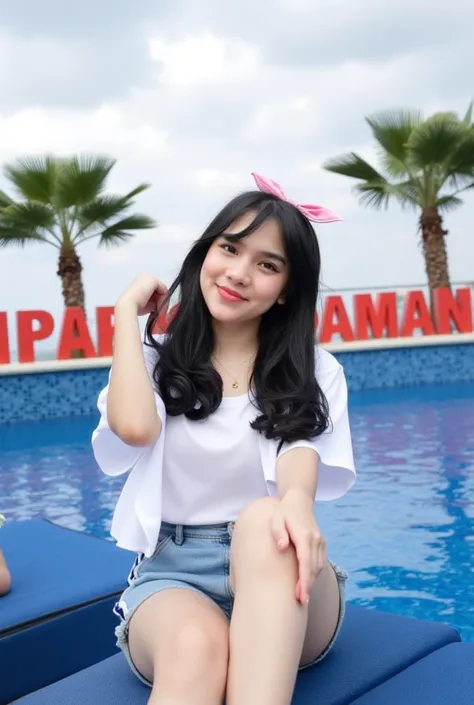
299,562,344,668
128,587,230,684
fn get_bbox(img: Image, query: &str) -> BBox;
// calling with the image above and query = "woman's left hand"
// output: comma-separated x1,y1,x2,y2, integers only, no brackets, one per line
270,490,327,606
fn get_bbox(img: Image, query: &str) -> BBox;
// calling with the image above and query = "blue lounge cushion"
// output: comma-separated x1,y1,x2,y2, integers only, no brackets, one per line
14,604,460,704
0,519,134,705
351,643,474,704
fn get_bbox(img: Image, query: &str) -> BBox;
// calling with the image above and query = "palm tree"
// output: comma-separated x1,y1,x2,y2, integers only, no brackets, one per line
0,154,156,310
323,104,474,304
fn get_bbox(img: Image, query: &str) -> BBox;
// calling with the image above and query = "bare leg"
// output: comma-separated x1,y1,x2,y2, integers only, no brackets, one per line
227,498,341,705
0,550,11,596
127,588,229,705
299,561,341,667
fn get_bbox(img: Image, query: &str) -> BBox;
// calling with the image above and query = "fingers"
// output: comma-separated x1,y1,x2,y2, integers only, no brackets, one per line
295,540,312,605
270,509,290,551
295,532,327,605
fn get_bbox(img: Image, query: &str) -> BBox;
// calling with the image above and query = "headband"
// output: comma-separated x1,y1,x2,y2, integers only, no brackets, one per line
251,172,341,223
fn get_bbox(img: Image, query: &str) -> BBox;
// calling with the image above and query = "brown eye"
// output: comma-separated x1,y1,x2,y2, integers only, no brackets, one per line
259,262,278,272
220,243,237,254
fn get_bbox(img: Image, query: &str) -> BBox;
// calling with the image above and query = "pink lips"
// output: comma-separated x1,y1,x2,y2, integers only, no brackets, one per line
217,285,247,303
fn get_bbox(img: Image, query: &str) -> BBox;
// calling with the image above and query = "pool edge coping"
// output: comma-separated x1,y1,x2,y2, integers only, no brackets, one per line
0,332,473,377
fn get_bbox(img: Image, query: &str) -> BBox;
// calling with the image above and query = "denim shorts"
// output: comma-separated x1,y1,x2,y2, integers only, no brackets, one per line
114,521,348,686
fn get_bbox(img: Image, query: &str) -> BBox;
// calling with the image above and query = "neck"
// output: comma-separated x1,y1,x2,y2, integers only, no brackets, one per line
212,319,260,359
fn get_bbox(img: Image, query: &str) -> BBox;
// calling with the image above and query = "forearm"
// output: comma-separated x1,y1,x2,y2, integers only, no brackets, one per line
275,447,319,503
107,300,161,446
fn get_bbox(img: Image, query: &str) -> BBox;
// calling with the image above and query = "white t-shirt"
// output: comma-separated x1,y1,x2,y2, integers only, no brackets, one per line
92,339,356,557
161,393,270,524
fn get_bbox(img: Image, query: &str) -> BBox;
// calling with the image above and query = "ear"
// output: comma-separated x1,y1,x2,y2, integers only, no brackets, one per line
277,295,286,305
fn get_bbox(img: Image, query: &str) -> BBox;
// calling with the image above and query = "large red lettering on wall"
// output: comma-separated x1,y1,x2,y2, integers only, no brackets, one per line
57,308,97,359
0,313,10,364
152,304,179,334
319,296,355,344
96,306,115,357
0,288,472,364
354,293,399,339
17,310,55,363
434,287,472,334
400,291,436,337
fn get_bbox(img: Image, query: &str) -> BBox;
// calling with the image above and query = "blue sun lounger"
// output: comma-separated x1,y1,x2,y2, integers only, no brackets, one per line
3,519,474,705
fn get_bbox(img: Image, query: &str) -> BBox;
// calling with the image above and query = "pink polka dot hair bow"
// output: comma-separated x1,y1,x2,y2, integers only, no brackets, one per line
251,172,342,223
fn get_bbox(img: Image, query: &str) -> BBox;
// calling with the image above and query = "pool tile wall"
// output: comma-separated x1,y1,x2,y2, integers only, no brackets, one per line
0,343,473,424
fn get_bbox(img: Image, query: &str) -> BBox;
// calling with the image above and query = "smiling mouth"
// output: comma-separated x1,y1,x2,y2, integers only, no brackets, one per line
217,285,247,302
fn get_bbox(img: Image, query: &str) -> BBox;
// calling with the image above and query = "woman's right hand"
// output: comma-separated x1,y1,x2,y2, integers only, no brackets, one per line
116,274,169,317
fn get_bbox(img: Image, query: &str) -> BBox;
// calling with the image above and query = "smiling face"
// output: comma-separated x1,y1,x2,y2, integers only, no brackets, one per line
199,211,289,326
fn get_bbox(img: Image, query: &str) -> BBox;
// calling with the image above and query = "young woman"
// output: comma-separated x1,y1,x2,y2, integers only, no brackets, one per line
92,173,356,705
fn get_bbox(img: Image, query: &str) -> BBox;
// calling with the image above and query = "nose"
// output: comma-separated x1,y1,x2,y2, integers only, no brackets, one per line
227,258,251,287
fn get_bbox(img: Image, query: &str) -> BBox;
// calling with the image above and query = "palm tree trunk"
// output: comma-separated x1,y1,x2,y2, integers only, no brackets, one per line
419,207,451,325
57,245,85,308
57,245,86,358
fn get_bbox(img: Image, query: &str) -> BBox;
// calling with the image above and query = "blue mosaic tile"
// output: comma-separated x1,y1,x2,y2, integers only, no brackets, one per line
334,343,474,391
0,368,109,425
0,343,473,424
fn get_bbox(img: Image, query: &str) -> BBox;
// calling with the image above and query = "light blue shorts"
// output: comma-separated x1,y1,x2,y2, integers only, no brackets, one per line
114,521,348,686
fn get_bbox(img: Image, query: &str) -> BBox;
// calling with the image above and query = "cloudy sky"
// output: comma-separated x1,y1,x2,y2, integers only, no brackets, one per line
0,0,473,349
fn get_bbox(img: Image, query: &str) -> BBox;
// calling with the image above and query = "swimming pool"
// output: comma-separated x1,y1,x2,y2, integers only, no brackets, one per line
1,382,473,640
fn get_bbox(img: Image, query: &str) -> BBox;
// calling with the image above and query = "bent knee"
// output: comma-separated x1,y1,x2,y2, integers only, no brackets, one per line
235,497,279,535
232,498,290,567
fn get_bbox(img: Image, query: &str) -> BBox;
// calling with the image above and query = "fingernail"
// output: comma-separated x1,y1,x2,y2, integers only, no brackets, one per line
304,595,310,605
278,539,285,549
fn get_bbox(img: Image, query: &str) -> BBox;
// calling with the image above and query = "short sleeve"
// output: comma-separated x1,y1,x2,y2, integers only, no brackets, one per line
277,349,356,501
91,339,166,477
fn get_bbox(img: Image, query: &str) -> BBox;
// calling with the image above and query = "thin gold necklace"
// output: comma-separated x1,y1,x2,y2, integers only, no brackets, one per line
212,354,255,389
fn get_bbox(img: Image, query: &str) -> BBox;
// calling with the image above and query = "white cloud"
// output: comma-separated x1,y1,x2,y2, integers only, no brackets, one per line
0,105,169,164
149,32,260,87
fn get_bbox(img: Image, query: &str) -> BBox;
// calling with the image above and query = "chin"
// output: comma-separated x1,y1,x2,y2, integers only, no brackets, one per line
208,304,246,323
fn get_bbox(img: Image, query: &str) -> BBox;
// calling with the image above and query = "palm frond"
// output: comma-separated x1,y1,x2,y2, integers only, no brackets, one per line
366,109,422,165
323,153,383,181
407,115,465,169
121,183,150,201
75,196,134,232
376,147,409,178
0,226,50,248
1,202,57,231
3,155,58,204
98,214,156,247
355,180,417,210
462,101,473,128
55,155,116,208
0,190,14,208
392,180,421,209
443,130,474,181
436,194,463,212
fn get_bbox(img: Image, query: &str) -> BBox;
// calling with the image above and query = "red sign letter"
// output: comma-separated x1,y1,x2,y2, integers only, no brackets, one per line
434,287,473,334
152,304,178,335
400,291,435,337
96,306,114,356
354,293,399,340
0,312,10,364
57,307,97,359
17,310,55,363
319,296,355,344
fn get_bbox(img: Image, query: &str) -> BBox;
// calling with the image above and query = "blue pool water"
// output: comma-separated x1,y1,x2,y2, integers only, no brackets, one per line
1,383,473,640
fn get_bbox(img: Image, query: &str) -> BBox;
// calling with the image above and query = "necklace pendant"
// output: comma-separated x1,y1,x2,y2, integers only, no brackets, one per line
232,381,239,389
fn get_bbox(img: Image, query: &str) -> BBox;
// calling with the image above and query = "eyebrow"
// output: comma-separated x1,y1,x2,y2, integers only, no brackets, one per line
222,235,287,266
259,250,287,266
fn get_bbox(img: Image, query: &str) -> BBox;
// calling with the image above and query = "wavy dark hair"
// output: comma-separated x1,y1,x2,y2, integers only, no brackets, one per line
144,189,330,448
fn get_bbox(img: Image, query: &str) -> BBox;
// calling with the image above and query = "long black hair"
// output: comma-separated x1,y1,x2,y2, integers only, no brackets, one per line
145,189,330,448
